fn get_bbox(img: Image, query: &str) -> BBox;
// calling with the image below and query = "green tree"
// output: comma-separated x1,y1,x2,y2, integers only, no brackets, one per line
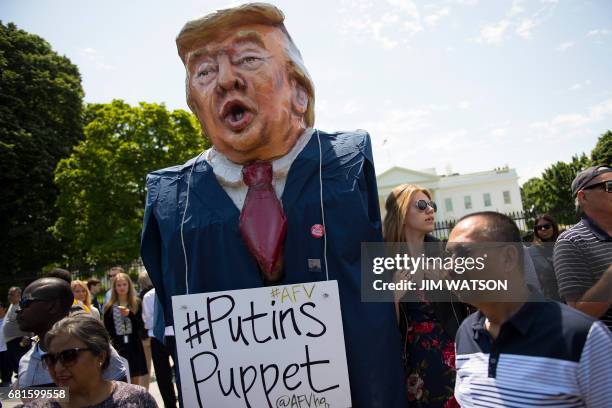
0,22,84,280
51,100,207,269
520,177,545,215
521,154,591,225
591,130,611,166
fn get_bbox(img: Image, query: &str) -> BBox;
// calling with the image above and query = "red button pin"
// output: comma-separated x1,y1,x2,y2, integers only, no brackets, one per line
311,224,325,238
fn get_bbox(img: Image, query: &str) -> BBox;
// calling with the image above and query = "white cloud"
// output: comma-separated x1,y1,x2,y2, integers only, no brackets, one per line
428,129,467,150
476,0,557,45
386,0,419,18
569,83,582,91
590,99,612,120
587,28,611,37
509,0,525,17
78,47,115,70
568,80,591,91
516,19,536,39
424,7,451,27
477,20,510,45
341,100,362,115
338,0,423,50
491,128,507,138
515,0,558,40
530,99,612,133
458,100,471,109
402,21,424,34
556,41,575,51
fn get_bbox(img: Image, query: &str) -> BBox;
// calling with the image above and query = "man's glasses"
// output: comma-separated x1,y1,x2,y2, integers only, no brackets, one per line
41,348,92,368
535,224,552,231
18,296,48,310
584,180,612,193
415,199,437,212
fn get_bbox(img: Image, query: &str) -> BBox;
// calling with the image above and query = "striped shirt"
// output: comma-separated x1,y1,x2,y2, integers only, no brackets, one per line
455,297,612,407
554,217,612,330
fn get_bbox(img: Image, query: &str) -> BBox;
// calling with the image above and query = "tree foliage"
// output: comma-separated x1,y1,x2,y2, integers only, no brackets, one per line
521,130,612,224
590,130,611,166
52,100,208,269
0,22,84,279
521,154,591,225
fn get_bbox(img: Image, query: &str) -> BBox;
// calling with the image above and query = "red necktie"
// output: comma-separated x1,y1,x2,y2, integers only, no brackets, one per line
239,161,287,282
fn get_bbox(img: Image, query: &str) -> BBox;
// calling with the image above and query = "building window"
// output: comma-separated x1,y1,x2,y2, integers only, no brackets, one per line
445,198,453,212
483,193,492,207
503,191,511,204
464,195,472,210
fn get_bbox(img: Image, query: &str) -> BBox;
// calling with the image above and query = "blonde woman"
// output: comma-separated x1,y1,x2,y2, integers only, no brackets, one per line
71,280,100,320
383,184,465,407
103,273,148,385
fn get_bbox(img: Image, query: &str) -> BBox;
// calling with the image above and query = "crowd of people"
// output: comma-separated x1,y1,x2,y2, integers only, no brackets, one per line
383,164,611,407
0,267,172,407
0,160,609,408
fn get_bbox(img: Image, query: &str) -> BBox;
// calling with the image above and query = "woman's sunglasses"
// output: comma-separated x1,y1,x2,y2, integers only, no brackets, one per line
41,348,92,368
535,223,552,231
415,199,437,212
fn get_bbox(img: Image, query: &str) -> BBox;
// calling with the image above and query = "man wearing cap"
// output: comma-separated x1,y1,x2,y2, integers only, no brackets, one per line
141,3,405,406
553,165,612,330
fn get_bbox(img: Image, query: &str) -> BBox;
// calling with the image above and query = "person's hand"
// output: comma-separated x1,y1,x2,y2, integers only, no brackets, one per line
118,306,130,317
393,268,423,302
393,269,410,303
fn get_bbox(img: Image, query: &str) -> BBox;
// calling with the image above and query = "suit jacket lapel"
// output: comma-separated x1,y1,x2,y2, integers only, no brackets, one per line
189,160,240,223
282,132,321,212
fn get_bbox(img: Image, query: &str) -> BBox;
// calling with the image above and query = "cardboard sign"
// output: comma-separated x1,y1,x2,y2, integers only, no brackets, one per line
172,280,352,408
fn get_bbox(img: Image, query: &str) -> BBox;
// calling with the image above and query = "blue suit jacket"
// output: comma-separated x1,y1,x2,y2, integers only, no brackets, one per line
141,130,406,407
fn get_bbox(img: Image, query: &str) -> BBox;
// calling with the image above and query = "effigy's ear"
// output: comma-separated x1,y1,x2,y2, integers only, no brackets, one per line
290,79,308,116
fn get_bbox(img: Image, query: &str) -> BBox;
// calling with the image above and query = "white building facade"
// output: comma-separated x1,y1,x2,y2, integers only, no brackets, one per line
376,166,524,223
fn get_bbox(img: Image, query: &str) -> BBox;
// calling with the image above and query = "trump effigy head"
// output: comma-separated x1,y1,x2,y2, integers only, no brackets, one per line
177,3,315,164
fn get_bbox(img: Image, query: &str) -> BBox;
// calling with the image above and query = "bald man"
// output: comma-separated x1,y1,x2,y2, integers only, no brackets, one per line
450,212,612,407
15,278,128,388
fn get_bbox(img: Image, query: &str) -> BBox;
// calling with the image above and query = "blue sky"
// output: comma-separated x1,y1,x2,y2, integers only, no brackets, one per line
3,0,611,182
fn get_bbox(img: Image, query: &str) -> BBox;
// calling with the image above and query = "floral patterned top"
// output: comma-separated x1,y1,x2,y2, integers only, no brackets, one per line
23,381,158,408
399,301,460,408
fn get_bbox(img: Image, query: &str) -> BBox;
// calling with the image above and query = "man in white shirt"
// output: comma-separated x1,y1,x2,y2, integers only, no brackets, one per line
3,287,30,376
142,288,176,408
0,301,12,386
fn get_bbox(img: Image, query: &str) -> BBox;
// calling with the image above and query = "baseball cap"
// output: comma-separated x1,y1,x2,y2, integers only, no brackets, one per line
571,165,612,196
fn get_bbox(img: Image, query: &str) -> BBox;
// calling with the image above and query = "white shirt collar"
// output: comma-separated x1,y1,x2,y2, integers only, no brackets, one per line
205,128,315,187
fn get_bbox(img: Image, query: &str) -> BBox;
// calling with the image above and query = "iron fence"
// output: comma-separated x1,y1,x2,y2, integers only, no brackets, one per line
430,211,572,241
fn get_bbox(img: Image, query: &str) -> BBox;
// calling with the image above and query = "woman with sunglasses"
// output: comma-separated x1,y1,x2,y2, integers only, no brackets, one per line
24,315,157,407
103,273,148,386
383,184,463,408
528,214,561,300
